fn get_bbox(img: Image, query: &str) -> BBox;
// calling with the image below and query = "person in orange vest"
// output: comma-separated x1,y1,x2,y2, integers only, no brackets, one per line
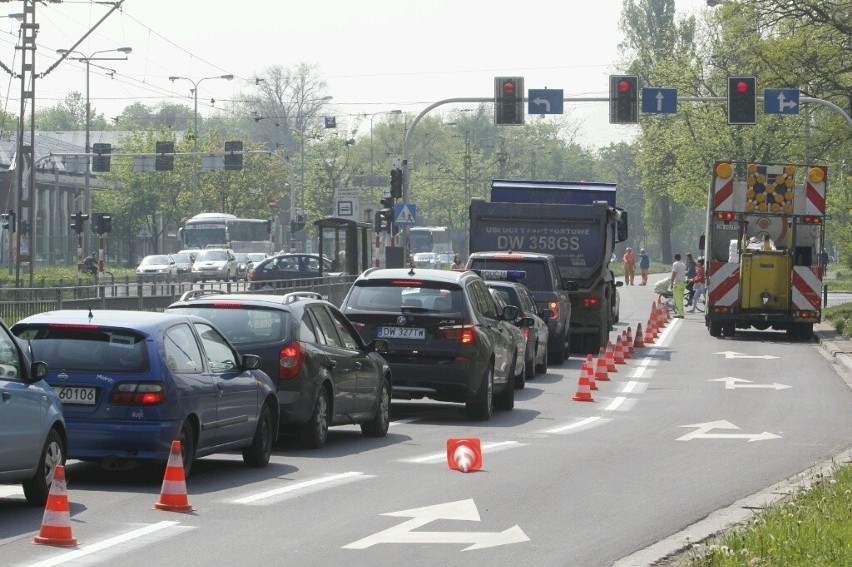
622,247,636,285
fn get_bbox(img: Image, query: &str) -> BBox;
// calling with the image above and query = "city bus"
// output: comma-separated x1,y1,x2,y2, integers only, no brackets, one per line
178,213,273,253
409,226,453,255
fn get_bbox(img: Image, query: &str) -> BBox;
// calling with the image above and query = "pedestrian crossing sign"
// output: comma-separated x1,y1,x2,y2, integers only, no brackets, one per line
394,203,417,226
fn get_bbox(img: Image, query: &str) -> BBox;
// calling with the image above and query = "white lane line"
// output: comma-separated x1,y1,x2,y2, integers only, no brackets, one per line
542,416,611,434
604,396,628,411
26,521,182,567
620,380,647,394
390,418,419,427
630,356,655,379
232,472,371,504
0,486,23,498
401,440,524,464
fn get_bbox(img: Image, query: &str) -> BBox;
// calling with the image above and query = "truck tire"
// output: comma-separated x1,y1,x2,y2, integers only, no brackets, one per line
709,320,722,337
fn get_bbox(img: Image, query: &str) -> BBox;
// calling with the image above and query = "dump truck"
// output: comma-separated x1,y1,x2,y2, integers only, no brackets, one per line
469,179,628,353
700,161,828,340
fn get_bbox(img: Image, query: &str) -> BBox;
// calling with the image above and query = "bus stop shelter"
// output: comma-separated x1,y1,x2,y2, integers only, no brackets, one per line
315,216,372,276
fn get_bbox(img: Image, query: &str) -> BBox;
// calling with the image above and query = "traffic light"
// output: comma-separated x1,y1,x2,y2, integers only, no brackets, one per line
380,195,395,209
378,208,394,233
727,76,757,125
92,143,111,172
390,168,403,199
1,210,15,232
494,76,524,125
155,141,175,171
266,218,273,234
290,212,306,234
70,211,88,234
609,75,639,124
101,214,112,233
224,140,243,171
91,212,102,233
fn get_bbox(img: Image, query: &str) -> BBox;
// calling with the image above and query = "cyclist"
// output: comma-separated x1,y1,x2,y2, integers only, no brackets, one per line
82,252,97,277
688,257,706,313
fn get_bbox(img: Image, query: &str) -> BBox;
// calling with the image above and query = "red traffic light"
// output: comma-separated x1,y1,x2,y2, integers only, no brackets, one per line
736,81,750,94
618,80,631,93
502,81,516,97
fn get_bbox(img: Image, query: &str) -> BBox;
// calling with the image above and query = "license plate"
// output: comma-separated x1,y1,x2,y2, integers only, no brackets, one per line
53,386,97,405
714,221,737,230
377,326,425,339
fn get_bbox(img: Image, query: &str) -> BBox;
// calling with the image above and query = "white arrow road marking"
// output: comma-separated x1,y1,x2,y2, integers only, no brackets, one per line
343,499,529,551
709,377,792,390
676,420,782,442
532,97,551,112
714,351,779,359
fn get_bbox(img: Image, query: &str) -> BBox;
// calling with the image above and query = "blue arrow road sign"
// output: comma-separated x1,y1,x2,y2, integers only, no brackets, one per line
641,88,677,113
528,89,563,114
394,203,417,226
764,88,799,114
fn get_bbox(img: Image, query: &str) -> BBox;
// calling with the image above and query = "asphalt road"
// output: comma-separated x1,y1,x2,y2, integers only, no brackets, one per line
2,283,852,566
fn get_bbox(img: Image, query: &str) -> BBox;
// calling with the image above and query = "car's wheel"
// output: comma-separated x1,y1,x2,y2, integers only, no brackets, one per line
242,402,274,467
494,356,515,411
522,348,534,385
549,331,566,365
179,420,196,476
22,429,65,507
298,387,330,449
360,379,391,437
535,342,548,375
466,364,493,421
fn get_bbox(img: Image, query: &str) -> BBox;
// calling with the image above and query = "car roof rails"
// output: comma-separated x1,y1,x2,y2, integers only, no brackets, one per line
282,291,324,304
178,289,225,302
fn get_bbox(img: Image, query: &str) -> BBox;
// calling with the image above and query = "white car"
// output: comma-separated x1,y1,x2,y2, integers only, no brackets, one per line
412,252,441,269
191,248,238,282
136,254,178,281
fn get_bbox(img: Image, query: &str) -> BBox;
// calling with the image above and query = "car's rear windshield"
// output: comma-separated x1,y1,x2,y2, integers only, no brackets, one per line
14,325,149,373
170,306,291,345
346,281,464,313
198,250,228,261
468,259,551,290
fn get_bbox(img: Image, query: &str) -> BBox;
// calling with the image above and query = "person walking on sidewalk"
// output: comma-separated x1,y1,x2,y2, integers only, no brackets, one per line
688,257,705,313
622,247,636,285
639,248,650,285
669,253,687,318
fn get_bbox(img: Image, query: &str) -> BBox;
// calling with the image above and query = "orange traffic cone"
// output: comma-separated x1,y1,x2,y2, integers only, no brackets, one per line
447,438,482,473
582,361,598,390
625,327,635,356
621,330,633,359
33,465,77,547
604,341,617,372
633,323,645,348
572,372,595,402
644,321,656,345
594,348,610,381
614,336,626,364
154,440,192,512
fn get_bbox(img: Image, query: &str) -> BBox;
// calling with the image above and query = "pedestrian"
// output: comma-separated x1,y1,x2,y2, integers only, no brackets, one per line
684,253,697,304
639,248,650,285
451,254,463,269
622,247,636,285
688,257,706,313
670,253,687,318
82,252,97,276
819,248,829,266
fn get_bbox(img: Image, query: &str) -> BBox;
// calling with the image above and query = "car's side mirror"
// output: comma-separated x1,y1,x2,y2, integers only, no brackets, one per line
241,353,262,370
520,316,535,328
501,305,519,321
368,339,390,354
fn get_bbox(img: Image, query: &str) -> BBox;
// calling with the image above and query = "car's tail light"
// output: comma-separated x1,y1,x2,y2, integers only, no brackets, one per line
548,301,559,320
439,324,476,344
110,383,166,405
279,341,304,382
583,297,600,308
350,321,365,332
522,327,530,339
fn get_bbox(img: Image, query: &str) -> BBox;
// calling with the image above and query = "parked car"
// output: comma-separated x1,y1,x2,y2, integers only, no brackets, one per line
191,248,238,282
0,318,65,506
466,251,571,365
172,252,196,275
488,288,529,389
482,273,551,381
135,254,177,281
412,252,441,269
341,268,518,421
166,290,391,449
11,310,279,474
248,253,336,290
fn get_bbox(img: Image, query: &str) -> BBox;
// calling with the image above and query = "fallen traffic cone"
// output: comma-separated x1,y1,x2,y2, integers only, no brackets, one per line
582,361,598,390
33,465,77,547
447,438,482,473
572,372,595,402
633,323,645,348
604,341,617,372
154,440,192,512
614,336,626,364
594,348,610,381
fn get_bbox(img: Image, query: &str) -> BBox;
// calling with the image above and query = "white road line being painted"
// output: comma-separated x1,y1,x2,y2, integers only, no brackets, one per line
0,486,23,499
232,471,371,504
542,416,612,434
401,440,524,464
26,521,182,567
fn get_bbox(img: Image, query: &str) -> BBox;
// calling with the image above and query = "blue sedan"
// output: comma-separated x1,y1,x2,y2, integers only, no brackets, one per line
12,310,279,475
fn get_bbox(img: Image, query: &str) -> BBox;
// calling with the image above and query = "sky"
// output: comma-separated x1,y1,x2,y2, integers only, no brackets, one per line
0,0,712,149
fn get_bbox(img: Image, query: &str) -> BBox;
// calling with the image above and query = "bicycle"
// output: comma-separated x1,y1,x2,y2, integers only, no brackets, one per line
658,289,704,315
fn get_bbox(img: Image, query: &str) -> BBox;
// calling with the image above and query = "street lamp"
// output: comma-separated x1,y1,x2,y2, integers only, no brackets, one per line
168,74,235,215
367,109,402,180
55,46,131,253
